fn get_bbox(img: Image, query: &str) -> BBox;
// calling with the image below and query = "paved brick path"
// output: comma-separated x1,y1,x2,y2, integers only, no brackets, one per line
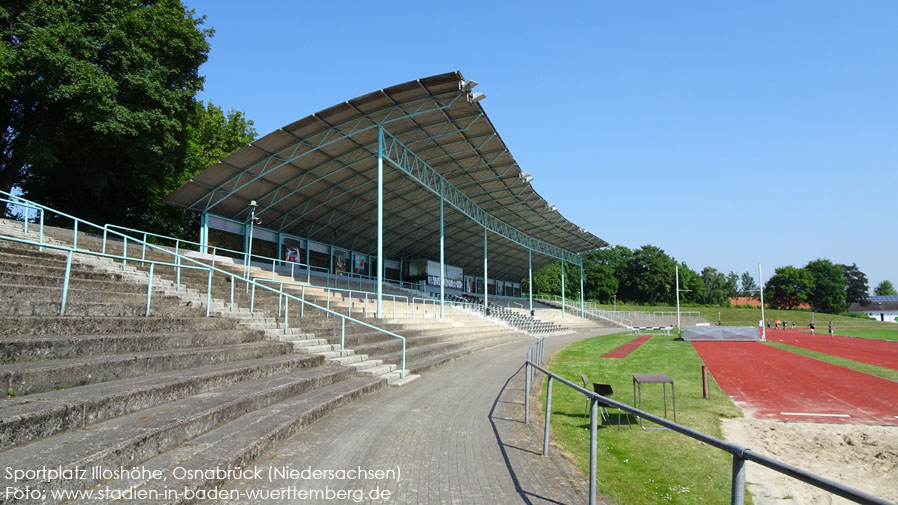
217,328,617,505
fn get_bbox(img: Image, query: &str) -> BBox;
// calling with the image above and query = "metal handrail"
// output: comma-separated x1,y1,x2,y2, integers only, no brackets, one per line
524,342,894,505
0,234,215,317
250,277,411,320
1,191,410,378
250,279,407,377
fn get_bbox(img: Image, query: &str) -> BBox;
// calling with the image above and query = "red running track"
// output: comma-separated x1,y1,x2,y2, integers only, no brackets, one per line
693,342,898,425
767,328,898,370
601,334,652,358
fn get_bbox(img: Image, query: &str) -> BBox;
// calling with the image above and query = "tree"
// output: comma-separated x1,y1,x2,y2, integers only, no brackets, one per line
805,259,848,314
840,263,869,306
621,245,677,304
699,267,731,306
149,101,256,237
765,266,814,310
740,271,759,297
677,262,703,304
1,0,211,229
875,280,898,296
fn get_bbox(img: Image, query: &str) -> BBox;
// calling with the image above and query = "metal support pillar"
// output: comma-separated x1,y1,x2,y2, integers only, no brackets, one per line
439,191,445,319
199,212,208,254
731,454,746,505
376,127,384,318
759,263,766,341
589,398,598,505
579,254,585,317
561,260,566,319
483,227,488,316
528,247,533,316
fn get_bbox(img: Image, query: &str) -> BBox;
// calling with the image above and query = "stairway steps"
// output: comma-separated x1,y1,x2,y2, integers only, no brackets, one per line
62,377,383,505
0,328,268,362
0,366,361,505
0,315,242,338
2,341,292,396
0,353,324,451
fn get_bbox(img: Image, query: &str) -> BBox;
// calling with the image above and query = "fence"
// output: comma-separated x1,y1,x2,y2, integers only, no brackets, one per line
523,339,894,505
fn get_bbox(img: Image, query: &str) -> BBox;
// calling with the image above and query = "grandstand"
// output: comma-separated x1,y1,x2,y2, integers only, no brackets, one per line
0,72,616,502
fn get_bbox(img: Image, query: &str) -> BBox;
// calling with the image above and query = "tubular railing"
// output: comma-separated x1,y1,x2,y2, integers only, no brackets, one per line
1,191,409,378
103,223,420,293
523,339,894,505
250,278,411,320
250,279,406,376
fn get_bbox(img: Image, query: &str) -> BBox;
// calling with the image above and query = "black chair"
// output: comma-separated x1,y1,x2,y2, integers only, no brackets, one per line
581,376,628,431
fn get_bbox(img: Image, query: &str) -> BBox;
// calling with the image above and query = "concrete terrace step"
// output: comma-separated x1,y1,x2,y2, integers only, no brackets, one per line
0,315,242,338
2,341,292,396
62,376,384,505
0,366,363,505
0,295,202,318
357,363,397,377
0,353,324,451
326,353,368,365
0,328,268,362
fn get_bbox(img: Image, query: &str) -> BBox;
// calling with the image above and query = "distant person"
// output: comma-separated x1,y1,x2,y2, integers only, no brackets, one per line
828,321,834,335
809,321,816,334
791,321,795,329
775,320,780,330
767,320,771,329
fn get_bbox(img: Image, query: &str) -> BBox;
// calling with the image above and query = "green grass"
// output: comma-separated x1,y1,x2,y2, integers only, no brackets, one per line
826,328,898,341
594,303,894,330
763,342,898,381
542,332,747,505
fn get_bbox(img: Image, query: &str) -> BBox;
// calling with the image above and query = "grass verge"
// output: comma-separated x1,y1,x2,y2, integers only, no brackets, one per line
542,332,748,505
763,342,898,381
828,328,898,342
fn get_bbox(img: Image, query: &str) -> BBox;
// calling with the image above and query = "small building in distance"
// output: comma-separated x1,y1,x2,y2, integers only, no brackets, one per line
849,296,898,323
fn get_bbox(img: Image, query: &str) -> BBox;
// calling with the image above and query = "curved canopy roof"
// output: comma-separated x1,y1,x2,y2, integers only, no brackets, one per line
165,71,607,280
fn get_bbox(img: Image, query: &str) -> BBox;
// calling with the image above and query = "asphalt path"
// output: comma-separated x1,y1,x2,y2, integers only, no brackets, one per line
217,328,619,505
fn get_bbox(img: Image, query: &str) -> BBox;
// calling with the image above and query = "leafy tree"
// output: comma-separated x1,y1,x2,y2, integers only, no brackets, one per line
621,245,677,304
699,267,732,306
840,263,869,306
677,262,703,304
740,271,759,297
874,280,898,296
765,266,814,310
583,263,618,303
151,101,256,237
1,0,211,229
805,259,848,314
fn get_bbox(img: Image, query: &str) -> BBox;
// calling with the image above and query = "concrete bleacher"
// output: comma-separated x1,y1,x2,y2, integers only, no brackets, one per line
0,217,526,503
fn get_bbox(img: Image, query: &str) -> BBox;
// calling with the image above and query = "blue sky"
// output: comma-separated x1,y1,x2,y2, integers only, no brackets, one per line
186,1,897,291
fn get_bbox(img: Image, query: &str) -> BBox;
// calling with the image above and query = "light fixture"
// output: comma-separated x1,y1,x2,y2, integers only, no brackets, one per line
519,172,533,183
459,79,479,91
467,92,486,104
249,200,258,208
546,203,557,212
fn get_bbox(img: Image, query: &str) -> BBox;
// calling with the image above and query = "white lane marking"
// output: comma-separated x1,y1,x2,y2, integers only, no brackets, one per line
780,412,850,418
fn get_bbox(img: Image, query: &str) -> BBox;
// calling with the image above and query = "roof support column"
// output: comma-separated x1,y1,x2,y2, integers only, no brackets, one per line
376,126,384,318
483,227,488,317
439,184,445,319
561,259,566,320
199,212,208,254
579,253,585,318
528,247,533,316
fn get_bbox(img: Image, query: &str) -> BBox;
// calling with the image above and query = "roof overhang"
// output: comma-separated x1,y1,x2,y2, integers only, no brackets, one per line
165,71,607,280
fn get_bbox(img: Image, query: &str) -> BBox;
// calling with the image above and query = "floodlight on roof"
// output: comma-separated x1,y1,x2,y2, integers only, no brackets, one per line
467,92,486,104
519,172,533,183
459,79,479,91
546,203,557,212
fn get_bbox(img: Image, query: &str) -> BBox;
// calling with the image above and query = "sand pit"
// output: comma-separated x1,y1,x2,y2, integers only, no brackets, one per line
722,419,898,504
